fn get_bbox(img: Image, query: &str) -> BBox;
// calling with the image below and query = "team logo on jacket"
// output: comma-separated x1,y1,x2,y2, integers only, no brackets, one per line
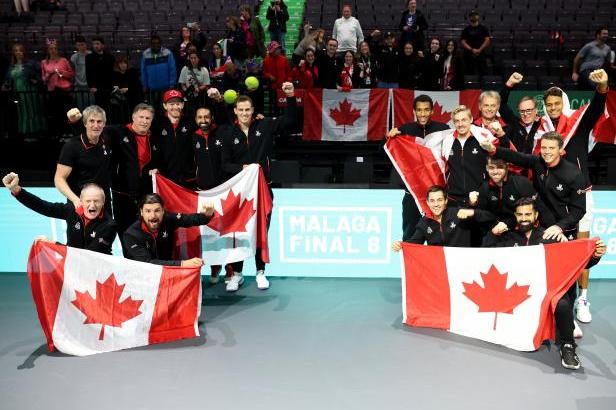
556,184,563,191
181,126,187,133
123,136,129,143
196,142,200,149
161,130,168,136
450,222,456,229
162,231,168,238
234,138,240,145
90,231,96,238
426,227,433,234
215,139,221,146
509,195,515,201
74,222,81,230
472,148,478,154
513,243,519,247
491,195,498,201
152,145,157,151
176,213,181,219
255,130,261,137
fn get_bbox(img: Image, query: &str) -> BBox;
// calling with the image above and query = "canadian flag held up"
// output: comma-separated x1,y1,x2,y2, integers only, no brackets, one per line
153,164,272,266
400,240,596,351
27,241,202,356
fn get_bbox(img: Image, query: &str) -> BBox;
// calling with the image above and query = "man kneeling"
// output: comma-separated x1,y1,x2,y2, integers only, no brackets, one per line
123,193,214,266
483,197,605,370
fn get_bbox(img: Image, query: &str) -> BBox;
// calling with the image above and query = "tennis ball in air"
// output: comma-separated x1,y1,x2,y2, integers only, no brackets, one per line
245,76,260,91
223,89,238,104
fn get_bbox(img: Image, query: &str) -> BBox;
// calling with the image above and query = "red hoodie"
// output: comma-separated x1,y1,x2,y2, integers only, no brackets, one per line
263,54,291,90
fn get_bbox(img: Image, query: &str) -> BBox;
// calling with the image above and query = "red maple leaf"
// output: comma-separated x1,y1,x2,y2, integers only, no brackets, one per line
430,102,452,124
71,274,143,340
462,265,530,330
329,98,361,133
207,190,256,246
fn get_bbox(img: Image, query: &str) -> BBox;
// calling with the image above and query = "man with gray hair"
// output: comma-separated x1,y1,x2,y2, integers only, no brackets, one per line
3,173,117,254
56,105,113,212
474,90,503,130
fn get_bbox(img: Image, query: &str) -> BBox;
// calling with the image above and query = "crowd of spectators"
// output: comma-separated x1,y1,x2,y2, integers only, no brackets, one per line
1,1,615,140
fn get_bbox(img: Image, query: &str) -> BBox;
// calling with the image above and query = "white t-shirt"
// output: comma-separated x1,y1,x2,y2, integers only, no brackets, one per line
332,16,364,53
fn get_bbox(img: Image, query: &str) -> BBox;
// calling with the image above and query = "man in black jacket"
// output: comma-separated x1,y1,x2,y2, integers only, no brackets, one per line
469,156,554,233
482,197,606,370
387,94,450,241
123,193,214,266
218,82,298,291
481,131,587,242
392,185,492,249
398,0,428,53
85,37,115,111
3,173,117,254
316,38,342,89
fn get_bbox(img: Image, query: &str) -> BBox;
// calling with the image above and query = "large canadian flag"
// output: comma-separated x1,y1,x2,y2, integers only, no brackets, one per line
27,241,202,356
392,89,481,128
400,240,596,351
153,164,272,266
302,88,390,141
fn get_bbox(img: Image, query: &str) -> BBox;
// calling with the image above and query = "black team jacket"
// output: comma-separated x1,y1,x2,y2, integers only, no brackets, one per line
123,212,212,266
152,115,195,187
14,189,117,254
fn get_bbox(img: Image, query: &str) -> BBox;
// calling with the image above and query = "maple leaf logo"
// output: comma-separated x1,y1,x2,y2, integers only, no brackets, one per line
329,98,361,133
462,265,530,330
430,102,452,124
207,190,256,247
71,274,143,341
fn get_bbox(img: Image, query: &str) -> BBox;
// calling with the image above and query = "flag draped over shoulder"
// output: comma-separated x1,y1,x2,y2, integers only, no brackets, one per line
153,164,273,266
302,88,390,141
27,241,202,356
384,126,494,215
400,240,596,351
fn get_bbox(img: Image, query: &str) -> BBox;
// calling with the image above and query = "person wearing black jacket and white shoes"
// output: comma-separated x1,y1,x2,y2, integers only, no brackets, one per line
123,193,214,267
219,81,298,291
387,94,450,242
482,197,606,370
481,131,586,243
3,172,117,254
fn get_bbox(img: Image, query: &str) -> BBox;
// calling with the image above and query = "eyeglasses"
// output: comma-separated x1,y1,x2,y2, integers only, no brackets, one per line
518,109,536,115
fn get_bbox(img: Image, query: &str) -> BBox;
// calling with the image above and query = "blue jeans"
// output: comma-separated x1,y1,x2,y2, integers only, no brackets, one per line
269,30,286,52
377,82,399,89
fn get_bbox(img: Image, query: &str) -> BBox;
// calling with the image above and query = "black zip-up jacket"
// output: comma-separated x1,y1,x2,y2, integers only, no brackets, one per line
152,115,195,186
123,212,211,266
192,126,225,190
476,174,555,229
559,89,607,187
482,227,600,269
316,51,342,89
493,147,586,232
398,9,428,52
446,135,489,204
15,189,117,254
407,206,492,247
109,125,159,199
499,85,544,156
370,42,399,83
219,97,298,182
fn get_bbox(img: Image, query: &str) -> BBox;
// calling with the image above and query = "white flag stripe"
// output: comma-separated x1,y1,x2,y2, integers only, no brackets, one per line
321,89,370,141
52,247,163,356
444,246,546,351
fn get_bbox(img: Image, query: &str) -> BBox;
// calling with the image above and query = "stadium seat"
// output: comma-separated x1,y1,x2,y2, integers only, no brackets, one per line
302,166,332,184
343,156,374,184
271,160,301,186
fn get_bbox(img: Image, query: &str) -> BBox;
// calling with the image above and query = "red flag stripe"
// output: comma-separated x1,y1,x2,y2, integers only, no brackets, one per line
302,88,324,141
27,241,67,352
367,89,391,141
401,243,451,329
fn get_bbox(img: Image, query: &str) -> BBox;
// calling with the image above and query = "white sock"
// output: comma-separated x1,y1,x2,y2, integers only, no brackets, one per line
579,289,588,299
256,270,265,276
234,271,243,277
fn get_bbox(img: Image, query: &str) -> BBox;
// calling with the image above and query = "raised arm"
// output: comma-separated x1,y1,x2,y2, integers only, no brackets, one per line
4,172,70,220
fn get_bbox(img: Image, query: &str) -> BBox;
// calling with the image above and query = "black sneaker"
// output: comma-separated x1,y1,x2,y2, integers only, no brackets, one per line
560,344,581,370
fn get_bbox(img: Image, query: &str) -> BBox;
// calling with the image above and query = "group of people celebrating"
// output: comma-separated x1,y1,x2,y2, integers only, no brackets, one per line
3,80,299,292
389,68,610,370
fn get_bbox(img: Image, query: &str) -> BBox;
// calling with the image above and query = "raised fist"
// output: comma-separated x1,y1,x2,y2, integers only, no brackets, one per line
489,121,504,137
457,209,475,220
480,139,496,152
491,222,508,235
67,108,82,123
391,241,402,252
589,69,608,87
2,172,20,193
506,72,523,87
281,81,294,96
468,191,479,206
201,201,215,217
387,127,401,138
207,87,223,102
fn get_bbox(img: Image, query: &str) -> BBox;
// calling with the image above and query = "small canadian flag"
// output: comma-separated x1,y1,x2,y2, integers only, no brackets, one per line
303,89,390,141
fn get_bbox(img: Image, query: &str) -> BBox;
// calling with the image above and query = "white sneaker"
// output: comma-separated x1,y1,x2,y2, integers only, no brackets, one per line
255,270,270,290
575,297,592,323
226,273,244,292
573,320,583,339
209,275,219,284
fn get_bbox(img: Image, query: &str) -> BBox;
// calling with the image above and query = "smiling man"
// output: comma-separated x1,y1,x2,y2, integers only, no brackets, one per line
3,172,117,254
123,193,214,266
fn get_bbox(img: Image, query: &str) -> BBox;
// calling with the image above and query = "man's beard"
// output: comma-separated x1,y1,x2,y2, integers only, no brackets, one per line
518,222,533,233
199,123,210,131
